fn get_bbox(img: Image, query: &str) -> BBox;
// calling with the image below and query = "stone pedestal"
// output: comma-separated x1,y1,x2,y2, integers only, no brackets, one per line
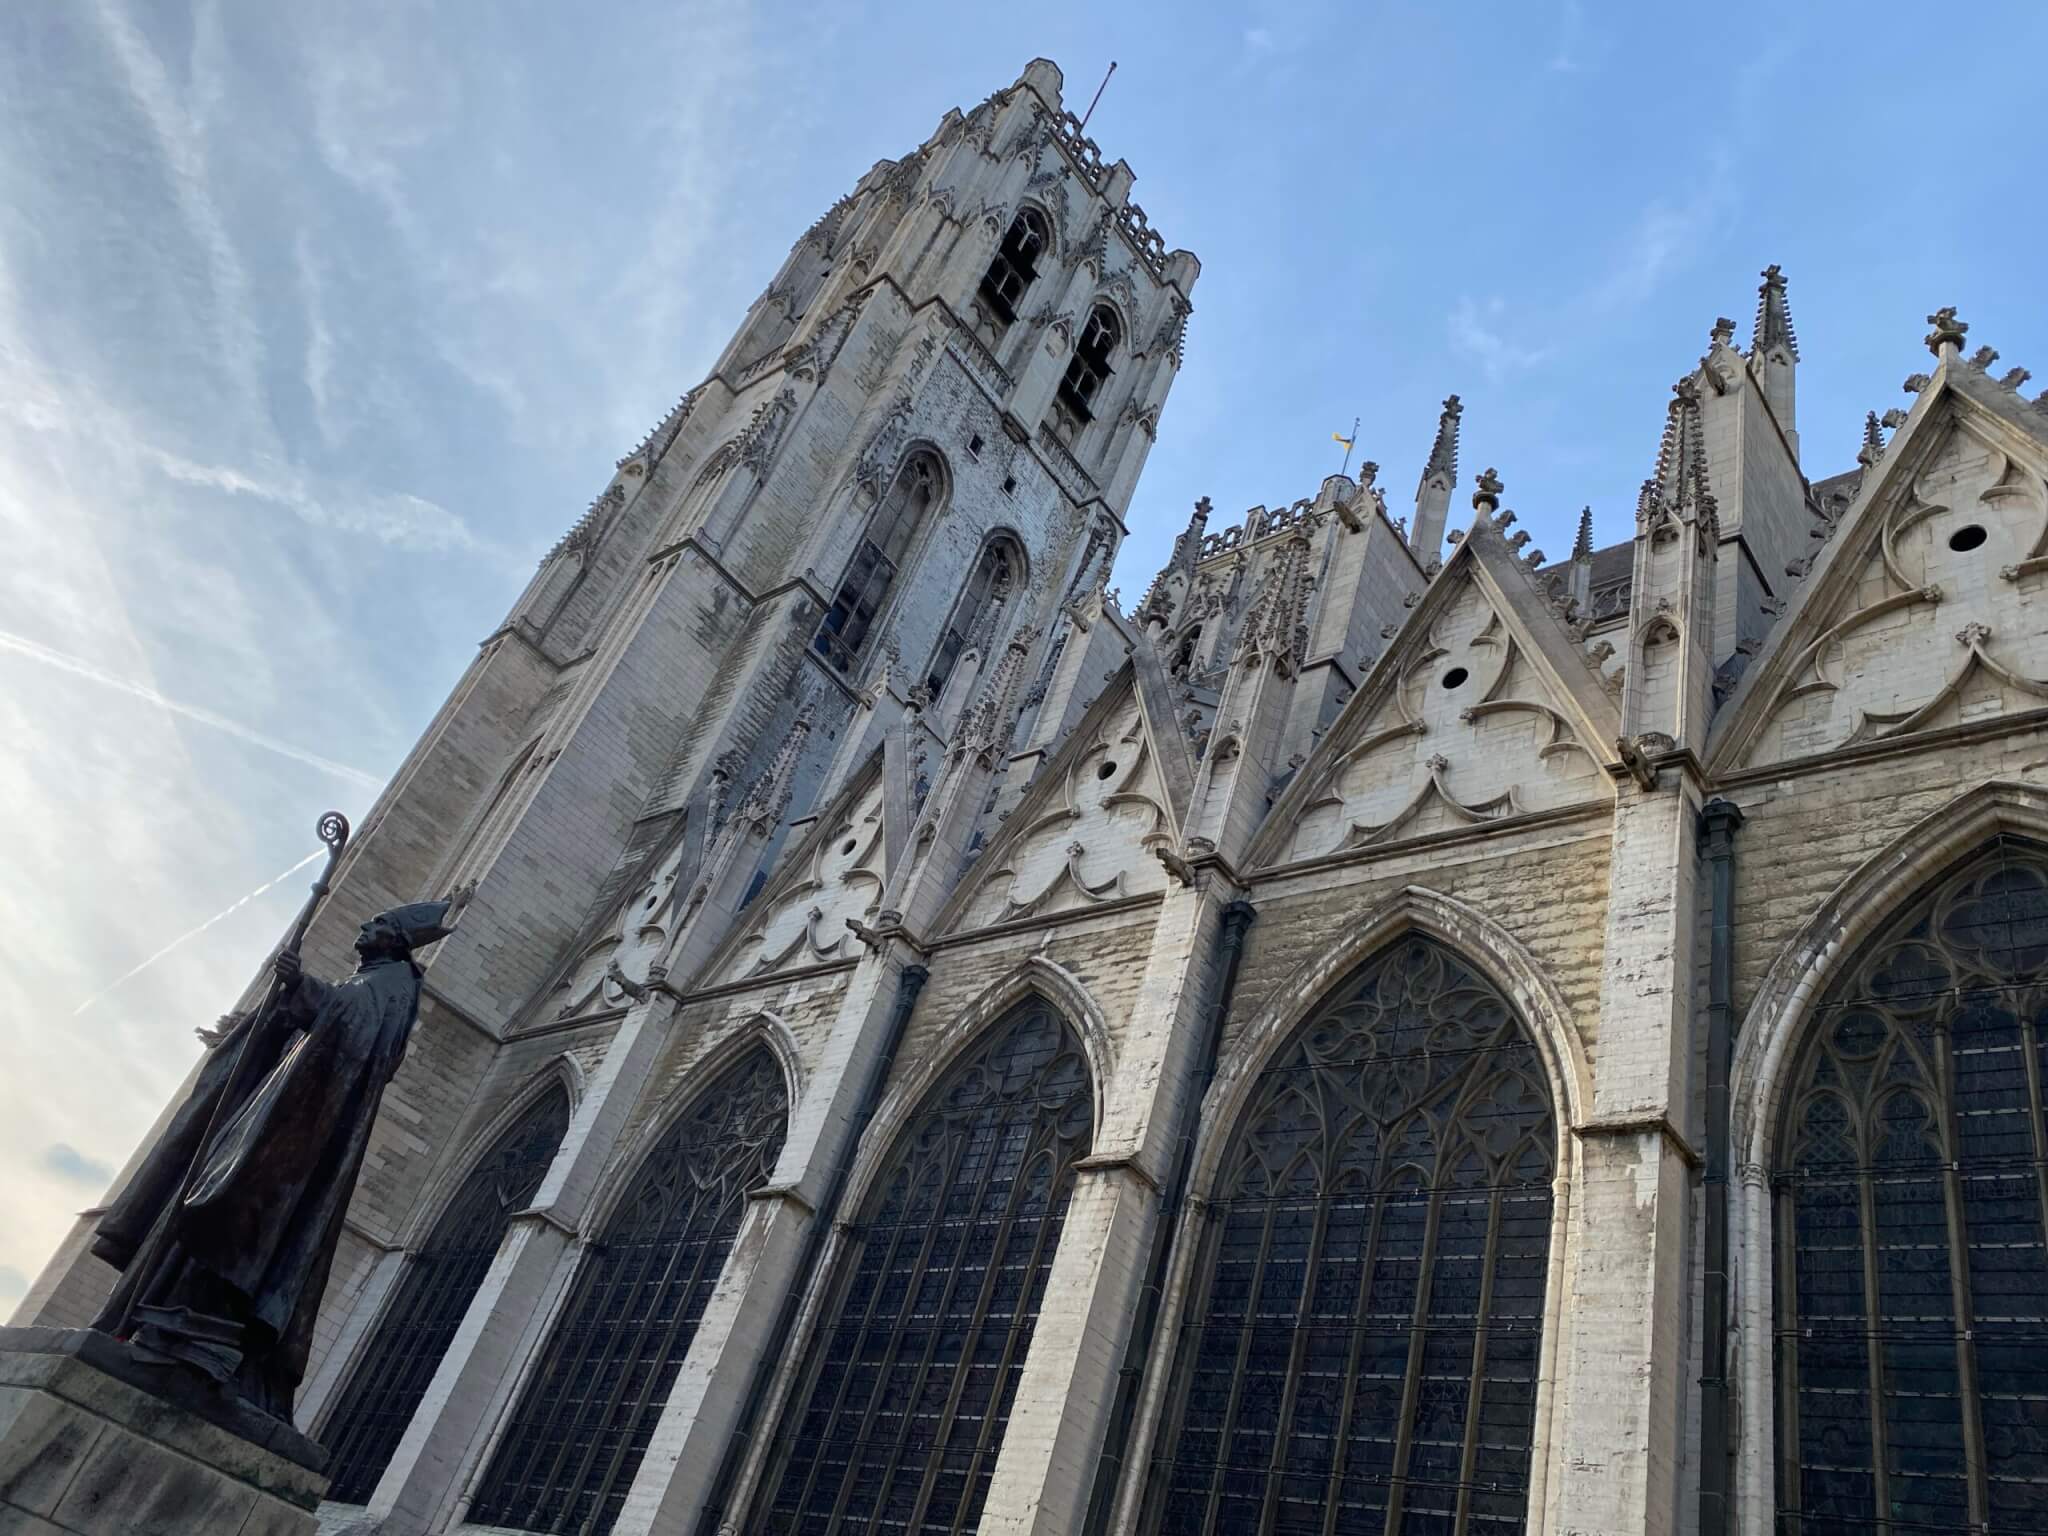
0,1326,327,1535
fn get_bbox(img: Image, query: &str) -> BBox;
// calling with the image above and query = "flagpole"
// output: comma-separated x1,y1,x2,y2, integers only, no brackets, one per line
1338,415,1359,477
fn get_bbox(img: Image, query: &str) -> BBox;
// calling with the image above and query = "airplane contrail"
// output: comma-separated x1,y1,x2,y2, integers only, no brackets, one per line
71,849,323,1018
0,628,383,789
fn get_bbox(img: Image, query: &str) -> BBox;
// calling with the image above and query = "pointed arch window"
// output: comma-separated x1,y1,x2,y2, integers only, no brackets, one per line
978,209,1048,330
1056,305,1119,425
1774,839,2048,1532
1138,935,1557,1536
321,1082,571,1505
752,994,1094,1535
815,452,944,675
470,1046,789,1536
926,534,1024,699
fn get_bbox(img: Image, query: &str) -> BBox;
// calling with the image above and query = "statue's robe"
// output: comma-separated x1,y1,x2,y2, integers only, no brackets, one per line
91,955,421,1417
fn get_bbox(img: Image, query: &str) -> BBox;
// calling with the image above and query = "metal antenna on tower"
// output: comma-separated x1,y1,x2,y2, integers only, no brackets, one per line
1078,61,1118,130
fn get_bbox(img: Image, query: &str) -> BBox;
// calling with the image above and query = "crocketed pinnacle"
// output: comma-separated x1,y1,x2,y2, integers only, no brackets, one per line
1642,377,1717,528
1572,507,1595,562
1135,496,1211,628
1417,394,1462,494
1752,264,1799,360
958,626,1038,766
1857,411,1886,469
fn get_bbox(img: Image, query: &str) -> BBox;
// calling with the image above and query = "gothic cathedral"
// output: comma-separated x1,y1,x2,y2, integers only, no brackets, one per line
20,57,2048,1536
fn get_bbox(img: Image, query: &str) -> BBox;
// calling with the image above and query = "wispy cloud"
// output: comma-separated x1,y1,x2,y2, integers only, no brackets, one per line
39,1143,112,1188
69,848,323,1019
0,629,383,788
1449,296,1552,382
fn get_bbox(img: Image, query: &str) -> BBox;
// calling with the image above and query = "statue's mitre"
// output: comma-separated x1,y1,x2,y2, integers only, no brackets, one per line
378,900,457,950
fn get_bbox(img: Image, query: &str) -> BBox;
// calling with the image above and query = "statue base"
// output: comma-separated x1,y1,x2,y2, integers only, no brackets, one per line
0,1326,328,1534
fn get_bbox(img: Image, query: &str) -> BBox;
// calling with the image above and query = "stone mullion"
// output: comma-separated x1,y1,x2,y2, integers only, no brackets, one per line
1928,1011,1990,1528
890,1113,1040,1536
1772,1182,1806,1536
1254,1176,1334,1536
1380,1178,1449,1536
2019,1011,2048,1320
934,1126,1073,1533
1854,1165,1893,1535
537,1210,687,1516
1134,1202,1220,1535
1198,1196,1280,1534
1450,1176,1506,1536
1318,1184,1394,1536
586,1180,743,1521
820,1119,983,1532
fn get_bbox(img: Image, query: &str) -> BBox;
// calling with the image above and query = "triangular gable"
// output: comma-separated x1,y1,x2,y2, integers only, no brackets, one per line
1708,364,2048,773
706,749,892,984
1248,526,1620,869
938,662,1174,934
538,812,703,1025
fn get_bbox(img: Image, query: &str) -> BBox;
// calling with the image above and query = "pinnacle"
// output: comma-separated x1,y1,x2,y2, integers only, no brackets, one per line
1419,394,1462,491
1573,507,1595,561
1752,264,1799,360
1648,376,1716,524
1857,410,1886,469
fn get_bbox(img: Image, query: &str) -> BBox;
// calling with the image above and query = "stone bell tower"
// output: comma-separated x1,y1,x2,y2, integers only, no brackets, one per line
15,54,1200,1533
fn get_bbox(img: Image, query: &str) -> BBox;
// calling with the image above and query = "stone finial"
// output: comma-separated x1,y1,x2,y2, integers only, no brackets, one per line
1857,411,1886,470
1999,367,2033,390
1710,316,1738,348
1357,460,1378,489
1573,507,1595,562
1752,265,1799,360
1471,467,1503,516
1423,395,1463,485
1967,345,2000,372
1134,496,1212,631
1643,376,1717,531
1925,306,1968,360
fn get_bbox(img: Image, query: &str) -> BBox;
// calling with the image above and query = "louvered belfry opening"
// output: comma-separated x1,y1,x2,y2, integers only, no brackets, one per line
1140,935,1557,1536
321,1083,571,1504
1774,838,2048,1534
753,995,1094,1535
470,1046,789,1535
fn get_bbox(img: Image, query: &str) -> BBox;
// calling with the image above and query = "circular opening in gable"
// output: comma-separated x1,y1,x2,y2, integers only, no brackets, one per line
840,838,857,856
1441,666,1469,690
1096,761,1117,781
1949,524,1987,552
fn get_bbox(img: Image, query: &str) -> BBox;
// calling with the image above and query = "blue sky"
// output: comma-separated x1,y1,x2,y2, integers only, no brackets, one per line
2,1,2043,1304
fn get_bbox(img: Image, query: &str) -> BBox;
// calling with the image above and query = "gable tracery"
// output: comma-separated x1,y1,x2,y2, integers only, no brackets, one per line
1738,415,2048,766
1288,575,1608,862
718,776,888,981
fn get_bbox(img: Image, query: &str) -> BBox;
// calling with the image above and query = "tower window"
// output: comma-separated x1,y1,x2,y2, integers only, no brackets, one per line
814,453,943,674
1057,305,1120,425
978,209,1049,329
926,534,1024,698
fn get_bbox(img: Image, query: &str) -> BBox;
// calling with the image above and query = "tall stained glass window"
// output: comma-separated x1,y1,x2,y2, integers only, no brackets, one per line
322,1083,571,1504
471,1046,788,1535
753,995,1093,1535
1140,935,1557,1536
1775,840,2048,1532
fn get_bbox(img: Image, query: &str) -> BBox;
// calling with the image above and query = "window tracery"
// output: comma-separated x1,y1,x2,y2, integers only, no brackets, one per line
752,995,1093,1535
470,1047,789,1535
978,209,1048,332
816,453,943,674
321,1083,571,1505
1139,935,1556,1536
1054,306,1119,437
926,534,1023,700
1774,840,2048,1532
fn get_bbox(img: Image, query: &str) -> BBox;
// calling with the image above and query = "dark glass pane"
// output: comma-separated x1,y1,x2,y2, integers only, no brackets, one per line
753,996,1092,1535
1776,843,2048,1532
1140,936,1557,1536
470,1048,788,1534
322,1084,571,1504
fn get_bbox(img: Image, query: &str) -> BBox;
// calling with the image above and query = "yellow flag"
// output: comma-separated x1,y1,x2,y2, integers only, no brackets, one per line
1332,431,1354,447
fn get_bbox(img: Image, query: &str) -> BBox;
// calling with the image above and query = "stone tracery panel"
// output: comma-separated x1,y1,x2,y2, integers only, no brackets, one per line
955,688,1169,929
1288,576,1607,861
720,777,888,981
1743,421,2048,765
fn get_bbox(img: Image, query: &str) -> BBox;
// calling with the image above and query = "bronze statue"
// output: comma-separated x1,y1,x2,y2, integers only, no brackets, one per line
88,813,455,1421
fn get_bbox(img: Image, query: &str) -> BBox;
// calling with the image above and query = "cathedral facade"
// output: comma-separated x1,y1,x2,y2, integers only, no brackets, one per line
19,56,2048,1536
